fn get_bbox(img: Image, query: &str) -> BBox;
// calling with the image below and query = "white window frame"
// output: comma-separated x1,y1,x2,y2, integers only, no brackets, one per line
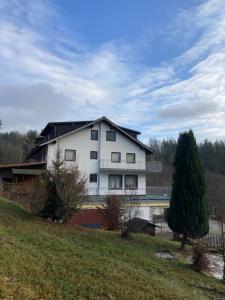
106,130,116,141
111,152,121,163
90,173,98,183
64,149,76,161
91,130,98,140
125,175,138,189
90,151,98,159
108,175,122,189
126,153,136,164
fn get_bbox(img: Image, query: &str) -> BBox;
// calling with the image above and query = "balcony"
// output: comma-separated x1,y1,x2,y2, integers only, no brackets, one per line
99,159,146,172
99,159,162,173
87,186,172,199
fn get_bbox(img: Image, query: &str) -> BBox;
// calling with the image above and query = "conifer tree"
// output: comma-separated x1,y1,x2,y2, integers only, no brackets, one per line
167,130,209,249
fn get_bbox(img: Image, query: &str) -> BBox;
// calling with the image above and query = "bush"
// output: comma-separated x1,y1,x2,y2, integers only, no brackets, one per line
192,242,209,272
98,195,121,230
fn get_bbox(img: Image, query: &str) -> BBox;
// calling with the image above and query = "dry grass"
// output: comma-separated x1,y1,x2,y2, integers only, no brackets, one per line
0,197,225,299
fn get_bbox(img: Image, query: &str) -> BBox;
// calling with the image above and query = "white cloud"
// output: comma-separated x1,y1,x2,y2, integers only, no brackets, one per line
0,0,225,142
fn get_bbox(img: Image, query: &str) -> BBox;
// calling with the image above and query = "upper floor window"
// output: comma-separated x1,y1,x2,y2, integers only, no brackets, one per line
111,152,121,163
126,153,135,163
90,151,98,159
106,130,116,141
64,149,76,161
91,130,98,140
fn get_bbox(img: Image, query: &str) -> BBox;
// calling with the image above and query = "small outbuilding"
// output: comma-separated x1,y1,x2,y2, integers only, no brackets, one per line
0,162,46,183
126,217,160,236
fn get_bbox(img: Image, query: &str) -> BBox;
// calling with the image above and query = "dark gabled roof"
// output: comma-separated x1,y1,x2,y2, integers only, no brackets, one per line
40,120,141,141
117,126,140,135
37,117,153,154
40,121,93,137
127,217,161,228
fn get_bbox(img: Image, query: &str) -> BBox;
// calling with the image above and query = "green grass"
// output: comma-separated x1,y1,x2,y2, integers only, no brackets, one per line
0,198,225,299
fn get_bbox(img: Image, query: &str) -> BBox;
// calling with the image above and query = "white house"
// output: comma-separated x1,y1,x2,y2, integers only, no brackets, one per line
30,116,170,222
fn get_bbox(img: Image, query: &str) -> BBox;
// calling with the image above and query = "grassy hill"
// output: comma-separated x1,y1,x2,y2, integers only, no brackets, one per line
0,198,225,300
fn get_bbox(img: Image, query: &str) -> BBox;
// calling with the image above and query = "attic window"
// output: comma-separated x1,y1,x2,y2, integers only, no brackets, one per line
106,130,116,141
91,130,98,140
64,149,76,161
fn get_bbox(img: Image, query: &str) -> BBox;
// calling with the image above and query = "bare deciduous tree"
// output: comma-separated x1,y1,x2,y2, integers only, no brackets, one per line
99,193,140,238
120,195,140,238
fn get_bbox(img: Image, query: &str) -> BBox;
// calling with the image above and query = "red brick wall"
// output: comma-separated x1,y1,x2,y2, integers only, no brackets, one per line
68,209,110,228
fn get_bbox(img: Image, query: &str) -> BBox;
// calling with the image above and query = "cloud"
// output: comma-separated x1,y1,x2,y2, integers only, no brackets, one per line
0,82,71,131
0,0,225,142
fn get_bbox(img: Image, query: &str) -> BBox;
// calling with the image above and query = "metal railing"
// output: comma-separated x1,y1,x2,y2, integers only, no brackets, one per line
146,161,162,173
87,186,172,197
146,186,171,197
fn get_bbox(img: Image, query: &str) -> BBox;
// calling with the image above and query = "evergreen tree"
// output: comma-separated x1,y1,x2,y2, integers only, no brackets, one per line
40,172,63,220
167,130,209,249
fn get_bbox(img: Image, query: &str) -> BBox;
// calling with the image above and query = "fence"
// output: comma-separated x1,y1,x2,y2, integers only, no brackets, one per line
0,182,31,211
200,233,224,250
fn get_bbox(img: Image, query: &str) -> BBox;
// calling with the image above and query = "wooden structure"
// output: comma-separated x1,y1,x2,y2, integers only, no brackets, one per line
0,162,46,183
126,217,160,236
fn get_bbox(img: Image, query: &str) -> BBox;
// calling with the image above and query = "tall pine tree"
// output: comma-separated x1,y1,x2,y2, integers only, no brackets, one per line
167,130,209,249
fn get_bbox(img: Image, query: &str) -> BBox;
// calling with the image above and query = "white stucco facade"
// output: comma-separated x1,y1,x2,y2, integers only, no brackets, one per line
45,120,149,197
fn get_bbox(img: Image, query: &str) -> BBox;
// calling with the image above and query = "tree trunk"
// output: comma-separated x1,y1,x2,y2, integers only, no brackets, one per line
173,232,180,241
180,234,187,251
121,229,130,239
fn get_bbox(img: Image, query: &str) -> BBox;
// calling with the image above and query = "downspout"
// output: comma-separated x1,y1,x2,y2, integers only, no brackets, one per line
97,122,101,200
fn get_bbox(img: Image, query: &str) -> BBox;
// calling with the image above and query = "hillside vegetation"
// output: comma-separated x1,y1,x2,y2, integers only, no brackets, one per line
0,198,225,299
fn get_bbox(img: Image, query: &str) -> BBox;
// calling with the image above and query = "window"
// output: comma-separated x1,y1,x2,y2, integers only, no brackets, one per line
109,175,122,189
91,130,98,140
111,152,121,163
90,151,98,159
125,175,138,189
106,130,116,141
126,153,135,163
90,174,97,183
64,149,76,161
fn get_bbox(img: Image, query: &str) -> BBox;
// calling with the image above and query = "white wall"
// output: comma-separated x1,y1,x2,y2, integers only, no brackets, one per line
46,120,147,195
139,206,151,221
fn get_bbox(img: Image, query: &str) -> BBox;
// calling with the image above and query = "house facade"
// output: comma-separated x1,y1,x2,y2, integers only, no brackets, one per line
30,117,154,197
29,116,170,224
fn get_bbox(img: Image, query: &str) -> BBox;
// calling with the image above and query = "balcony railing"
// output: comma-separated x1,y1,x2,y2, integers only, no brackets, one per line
87,186,172,198
100,159,146,171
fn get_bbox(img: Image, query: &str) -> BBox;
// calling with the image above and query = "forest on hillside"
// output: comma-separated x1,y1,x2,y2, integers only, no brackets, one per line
148,138,225,211
0,130,37,164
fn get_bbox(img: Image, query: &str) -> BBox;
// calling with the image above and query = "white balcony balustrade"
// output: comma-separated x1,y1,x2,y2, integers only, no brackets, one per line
99,159,146,171
87,186,172,198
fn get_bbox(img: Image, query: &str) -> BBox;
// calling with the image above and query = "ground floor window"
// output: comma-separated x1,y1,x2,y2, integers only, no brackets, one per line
125,175,138,189
108,175,122,189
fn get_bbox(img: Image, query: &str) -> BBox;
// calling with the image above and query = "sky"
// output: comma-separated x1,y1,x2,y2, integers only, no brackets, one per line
0,0,225,142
